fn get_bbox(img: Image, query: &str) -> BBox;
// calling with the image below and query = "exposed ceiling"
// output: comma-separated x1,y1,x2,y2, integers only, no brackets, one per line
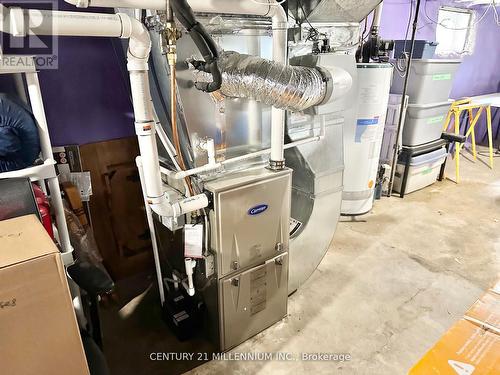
288,0,383,23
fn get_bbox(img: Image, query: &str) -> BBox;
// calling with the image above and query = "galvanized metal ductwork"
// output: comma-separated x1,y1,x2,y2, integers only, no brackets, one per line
195,51,331,112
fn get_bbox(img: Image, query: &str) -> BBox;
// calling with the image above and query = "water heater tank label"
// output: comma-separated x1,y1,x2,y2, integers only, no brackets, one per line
355,117,379,143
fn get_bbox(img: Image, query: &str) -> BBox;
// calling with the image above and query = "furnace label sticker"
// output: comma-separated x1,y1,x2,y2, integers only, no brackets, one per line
184,224,203,258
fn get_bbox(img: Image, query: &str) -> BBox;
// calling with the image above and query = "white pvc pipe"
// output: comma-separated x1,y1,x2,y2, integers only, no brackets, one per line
172,194,209,216
65,0,167,8
164,131,325,180
182,258,196,296
25,72,54,162
66,0,282,16
129,72,163,198
0,4,121,37
206,138,216,165
25,71,73,255
14,9,123,37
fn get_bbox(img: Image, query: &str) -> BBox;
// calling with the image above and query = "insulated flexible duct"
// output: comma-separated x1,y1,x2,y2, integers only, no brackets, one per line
194,51,329,112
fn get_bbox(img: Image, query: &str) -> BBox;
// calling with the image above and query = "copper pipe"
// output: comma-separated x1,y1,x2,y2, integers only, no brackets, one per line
169,57,194,196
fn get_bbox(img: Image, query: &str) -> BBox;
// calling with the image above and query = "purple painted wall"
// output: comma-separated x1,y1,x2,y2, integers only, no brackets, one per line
378,0,500,144
39,1,135,146
39,35,135,146
1,1,136,146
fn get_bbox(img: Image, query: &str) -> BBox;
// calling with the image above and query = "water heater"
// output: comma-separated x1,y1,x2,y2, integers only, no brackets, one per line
341,63,393,215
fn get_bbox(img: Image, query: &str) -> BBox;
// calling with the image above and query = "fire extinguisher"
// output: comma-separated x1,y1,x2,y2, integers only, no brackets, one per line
32,183,54,239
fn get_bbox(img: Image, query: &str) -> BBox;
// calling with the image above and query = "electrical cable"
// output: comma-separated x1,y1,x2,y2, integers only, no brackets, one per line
392,0,414,78
357,6,378,61
297,0,324,41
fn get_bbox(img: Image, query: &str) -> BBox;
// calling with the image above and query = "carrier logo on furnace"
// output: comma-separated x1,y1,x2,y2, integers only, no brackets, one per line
248,204,268,216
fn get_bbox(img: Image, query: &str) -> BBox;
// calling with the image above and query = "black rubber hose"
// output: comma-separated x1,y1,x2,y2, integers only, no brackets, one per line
171,0,222,92
195,61,222,93
170,0,218,60
189,30,216,63
190,23,219,60
170,2,218,59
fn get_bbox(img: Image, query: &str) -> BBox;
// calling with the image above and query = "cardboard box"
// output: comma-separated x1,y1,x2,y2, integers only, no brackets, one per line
409,283,500,375
410,319,499,374
465,290,500,333
0,215,89,375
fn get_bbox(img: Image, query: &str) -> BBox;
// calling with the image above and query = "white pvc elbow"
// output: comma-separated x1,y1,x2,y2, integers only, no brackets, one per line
117,13,151,69
183,258,196,296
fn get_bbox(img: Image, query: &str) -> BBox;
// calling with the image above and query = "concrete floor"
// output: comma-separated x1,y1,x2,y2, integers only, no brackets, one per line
103,150,500,375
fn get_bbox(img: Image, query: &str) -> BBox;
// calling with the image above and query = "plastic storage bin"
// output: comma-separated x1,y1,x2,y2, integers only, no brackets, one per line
402,101,451,147
393,147,447,194
391,59,461,104
393,40,438,59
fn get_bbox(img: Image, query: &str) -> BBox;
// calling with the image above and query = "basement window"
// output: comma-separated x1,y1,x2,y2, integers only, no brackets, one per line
435,6,475,56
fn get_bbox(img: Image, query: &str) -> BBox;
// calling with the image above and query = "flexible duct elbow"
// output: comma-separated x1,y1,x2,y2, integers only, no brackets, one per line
195,52,330,112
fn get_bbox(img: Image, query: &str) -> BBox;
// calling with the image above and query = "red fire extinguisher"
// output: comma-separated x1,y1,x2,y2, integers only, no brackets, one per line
32,183,54,240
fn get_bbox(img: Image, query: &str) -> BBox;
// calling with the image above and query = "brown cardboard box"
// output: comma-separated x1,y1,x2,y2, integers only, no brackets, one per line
0,215,89,375
409,319,500,374
409,282,500,374
465,290,500,332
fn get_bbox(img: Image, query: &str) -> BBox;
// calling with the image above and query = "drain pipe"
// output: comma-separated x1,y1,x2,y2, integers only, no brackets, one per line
64,0,288,171
387,0,422,197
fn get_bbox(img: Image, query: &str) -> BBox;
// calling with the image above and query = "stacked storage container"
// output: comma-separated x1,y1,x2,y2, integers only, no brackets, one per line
389,58,461,195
